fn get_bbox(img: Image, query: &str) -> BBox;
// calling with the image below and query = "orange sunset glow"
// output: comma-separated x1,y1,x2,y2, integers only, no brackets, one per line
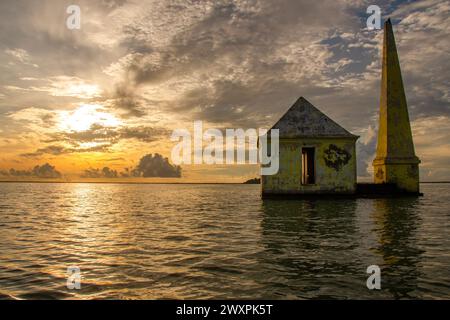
0,0,449,183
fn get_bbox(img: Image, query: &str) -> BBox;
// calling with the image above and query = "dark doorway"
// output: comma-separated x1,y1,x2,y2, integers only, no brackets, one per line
302,147,315,185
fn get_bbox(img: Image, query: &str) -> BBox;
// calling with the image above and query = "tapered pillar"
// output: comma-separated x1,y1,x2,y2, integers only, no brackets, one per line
373,19,420,193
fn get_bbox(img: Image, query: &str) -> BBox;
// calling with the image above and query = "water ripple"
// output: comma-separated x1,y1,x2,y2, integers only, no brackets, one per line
0,182,449,299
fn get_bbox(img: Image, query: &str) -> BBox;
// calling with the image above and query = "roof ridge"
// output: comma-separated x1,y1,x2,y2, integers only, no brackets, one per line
270,96,357,138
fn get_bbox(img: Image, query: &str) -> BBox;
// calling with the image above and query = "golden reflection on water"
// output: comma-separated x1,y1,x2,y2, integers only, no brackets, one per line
0,183,448,299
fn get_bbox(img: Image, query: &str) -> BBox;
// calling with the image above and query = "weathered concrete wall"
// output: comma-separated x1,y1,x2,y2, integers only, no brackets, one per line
262,138,357,195
374,162,420,193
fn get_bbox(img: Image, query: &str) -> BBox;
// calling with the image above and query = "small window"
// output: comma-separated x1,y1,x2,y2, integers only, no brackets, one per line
301,147,315,185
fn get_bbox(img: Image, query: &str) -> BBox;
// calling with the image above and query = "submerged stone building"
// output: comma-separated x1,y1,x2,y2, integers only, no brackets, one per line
261,19,420,197
261,97,359,196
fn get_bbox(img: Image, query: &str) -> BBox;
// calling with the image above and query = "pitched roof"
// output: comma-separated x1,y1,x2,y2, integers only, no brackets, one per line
270,97,357,139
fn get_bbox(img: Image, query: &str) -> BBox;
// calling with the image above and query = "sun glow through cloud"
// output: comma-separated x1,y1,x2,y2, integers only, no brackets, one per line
56,83,101,99
58,104,121,132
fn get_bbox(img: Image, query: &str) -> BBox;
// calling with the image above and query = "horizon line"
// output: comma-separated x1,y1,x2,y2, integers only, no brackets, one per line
0,180,449,185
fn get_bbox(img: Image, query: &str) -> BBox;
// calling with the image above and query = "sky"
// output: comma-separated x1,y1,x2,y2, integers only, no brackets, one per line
0,0,448,182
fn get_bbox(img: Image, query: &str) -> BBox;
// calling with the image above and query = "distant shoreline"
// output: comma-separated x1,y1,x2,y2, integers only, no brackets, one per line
0,180,246,185
0,180,449,185
420,181,450,183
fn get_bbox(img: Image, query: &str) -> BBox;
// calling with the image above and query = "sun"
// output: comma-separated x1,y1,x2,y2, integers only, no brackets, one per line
59,104,121,132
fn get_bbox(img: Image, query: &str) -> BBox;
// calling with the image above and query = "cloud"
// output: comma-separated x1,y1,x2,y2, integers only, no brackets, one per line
107,83,147,117
119,125,169,142
355,115,450,181
412,115,450,181
133,153,181,178
95,0,361,122
5,48,30,63
389,0,450,119
5,163,62,179
44,123,169,148
4,48,39,67
0,0,449,182
119,0,354,82
81,153,182,178
27,76,101,99
45,124,120,146
356,125,377,177
7,107,58,130
21,144,110,158
81,166,118,178
20,122,169,158
4,76,101,99
119,166,140,178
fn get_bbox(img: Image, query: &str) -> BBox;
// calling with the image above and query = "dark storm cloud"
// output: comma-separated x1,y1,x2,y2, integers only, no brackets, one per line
133,153,181,178
6,163,62,178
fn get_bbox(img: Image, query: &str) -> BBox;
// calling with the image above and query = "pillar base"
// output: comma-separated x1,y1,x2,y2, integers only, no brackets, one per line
373,157,420,193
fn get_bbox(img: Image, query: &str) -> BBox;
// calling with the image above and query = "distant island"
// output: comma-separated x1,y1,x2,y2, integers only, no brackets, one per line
244,178,261,184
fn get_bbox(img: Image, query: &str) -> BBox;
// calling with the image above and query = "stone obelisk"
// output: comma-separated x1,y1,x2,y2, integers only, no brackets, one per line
373,19,420,193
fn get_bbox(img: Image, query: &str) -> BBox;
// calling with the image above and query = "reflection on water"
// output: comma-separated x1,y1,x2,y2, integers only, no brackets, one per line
371,198,423,299
0,183,448,299
260,200,360,299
